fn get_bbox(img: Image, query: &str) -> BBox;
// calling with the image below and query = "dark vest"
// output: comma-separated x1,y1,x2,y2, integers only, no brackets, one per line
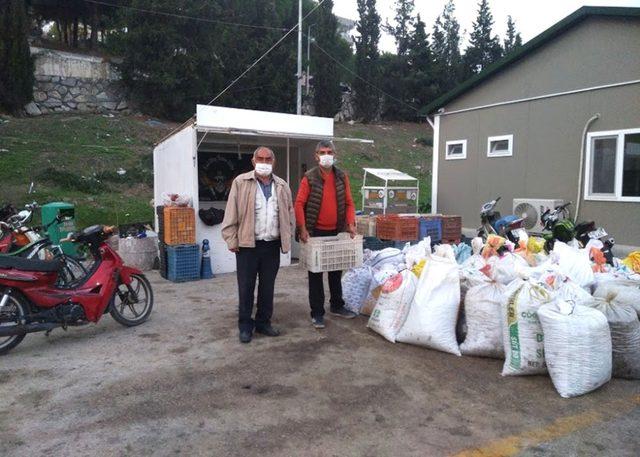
304,166,347,232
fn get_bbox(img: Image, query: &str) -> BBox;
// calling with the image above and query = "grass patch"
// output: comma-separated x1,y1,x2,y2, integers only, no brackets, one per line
0,113,432,226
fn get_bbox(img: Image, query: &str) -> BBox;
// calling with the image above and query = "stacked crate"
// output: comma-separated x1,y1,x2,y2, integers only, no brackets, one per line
156,206,167,279
160,206,199,282
441,215,462,244
375,215,419,241
363,236,395,251
356,215,377,237
166,244,201,282
418,215,442,243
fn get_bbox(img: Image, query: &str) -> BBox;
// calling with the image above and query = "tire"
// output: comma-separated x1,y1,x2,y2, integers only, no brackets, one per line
109,273,153,327
56,256,87,288
0,293,27,355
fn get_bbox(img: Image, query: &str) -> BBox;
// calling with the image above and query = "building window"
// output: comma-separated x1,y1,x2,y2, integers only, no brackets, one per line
585,128,640,202
487,134,513,157
445,140,467,160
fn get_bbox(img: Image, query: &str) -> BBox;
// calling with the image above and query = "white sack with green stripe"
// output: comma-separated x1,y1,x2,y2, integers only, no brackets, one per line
501,279,554,376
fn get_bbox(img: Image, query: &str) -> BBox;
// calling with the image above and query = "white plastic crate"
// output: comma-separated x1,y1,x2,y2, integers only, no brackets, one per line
300,233,364,273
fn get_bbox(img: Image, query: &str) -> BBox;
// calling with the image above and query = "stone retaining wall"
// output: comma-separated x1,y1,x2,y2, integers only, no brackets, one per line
25,47,129,116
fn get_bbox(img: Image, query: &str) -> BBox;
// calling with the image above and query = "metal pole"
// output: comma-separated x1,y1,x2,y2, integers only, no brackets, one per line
306,25,312,97
296,0,303,115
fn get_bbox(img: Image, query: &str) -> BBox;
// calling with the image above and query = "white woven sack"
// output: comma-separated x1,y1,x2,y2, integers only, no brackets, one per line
342,266,373,314
586,295,640,380
552,241,594,289
460,280,506,358
593,282,640,319
538,300,612,398
365,248,404,269
486,253,529,285
540,273,592,304
396,255,462,355
405,237,431,270
501,279,554,376
367,270,418,343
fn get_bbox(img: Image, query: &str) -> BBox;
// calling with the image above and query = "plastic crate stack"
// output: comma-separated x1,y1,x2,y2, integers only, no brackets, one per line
375,215,419,241
356,215,376,237
363,236,395,251
161,206,200,282
419,215,442,243
441,215,462,244
301,233,364,273
166,244,200,282
156,206,167,279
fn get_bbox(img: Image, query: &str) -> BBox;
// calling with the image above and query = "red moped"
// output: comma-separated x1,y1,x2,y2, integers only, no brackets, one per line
0,225,153,354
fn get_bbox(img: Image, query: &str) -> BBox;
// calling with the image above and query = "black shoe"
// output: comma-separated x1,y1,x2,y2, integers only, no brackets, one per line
311,316,325,329
329,307,357,319
239,330,252,343
255,325,280,337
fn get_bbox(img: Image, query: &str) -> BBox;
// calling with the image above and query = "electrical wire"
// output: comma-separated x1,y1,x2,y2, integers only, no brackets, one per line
82,0,289,32
310,39,420,113
206,0,328,105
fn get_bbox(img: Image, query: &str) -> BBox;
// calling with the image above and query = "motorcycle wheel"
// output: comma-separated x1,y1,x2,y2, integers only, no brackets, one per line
0,293,27,355
56,256,87,288
109,273,153,327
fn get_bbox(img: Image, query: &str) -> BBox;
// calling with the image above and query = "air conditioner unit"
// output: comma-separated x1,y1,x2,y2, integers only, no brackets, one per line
512,198,567,234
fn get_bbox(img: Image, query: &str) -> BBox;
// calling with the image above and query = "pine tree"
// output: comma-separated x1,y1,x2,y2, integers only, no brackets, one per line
0,0,34,114
114,0,224,120
407,14,435,110
353,0,381,122
312,0,341,118
431,0,462,95
464,0,502,76
503,15,522,55
384,0,415,57
380,0,418,120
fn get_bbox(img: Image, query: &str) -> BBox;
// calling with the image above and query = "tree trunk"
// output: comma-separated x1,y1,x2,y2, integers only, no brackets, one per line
63,20,69,46
72,17,79,48
56,20,62,43
90,3,98,49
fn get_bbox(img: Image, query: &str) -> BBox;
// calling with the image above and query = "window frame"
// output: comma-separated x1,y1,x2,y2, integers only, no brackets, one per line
584,128,640,203
445,139,467,161
486,134,514,158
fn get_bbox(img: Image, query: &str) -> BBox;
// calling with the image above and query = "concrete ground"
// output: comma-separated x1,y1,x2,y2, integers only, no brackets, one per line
1,266,638,457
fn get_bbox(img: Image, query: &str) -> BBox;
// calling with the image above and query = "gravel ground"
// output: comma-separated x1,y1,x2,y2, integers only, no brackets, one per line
1,267,638,457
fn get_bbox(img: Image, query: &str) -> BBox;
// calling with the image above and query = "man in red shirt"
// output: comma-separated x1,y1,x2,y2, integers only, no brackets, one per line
295,140,357,328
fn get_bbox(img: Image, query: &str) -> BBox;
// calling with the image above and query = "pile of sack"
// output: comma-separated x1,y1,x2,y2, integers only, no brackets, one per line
342,235,640,398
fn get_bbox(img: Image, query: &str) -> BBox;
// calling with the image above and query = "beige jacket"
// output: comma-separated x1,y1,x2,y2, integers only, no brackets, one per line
222,171,294,253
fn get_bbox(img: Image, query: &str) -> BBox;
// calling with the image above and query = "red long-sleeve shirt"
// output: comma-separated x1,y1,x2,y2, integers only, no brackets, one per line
295,170,356,231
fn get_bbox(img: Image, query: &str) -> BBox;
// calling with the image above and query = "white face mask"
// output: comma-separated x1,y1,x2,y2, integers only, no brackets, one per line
318,154,334,168
255,163,273,177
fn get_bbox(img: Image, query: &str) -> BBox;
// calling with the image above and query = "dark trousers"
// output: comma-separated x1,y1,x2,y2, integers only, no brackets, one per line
236,240,281,332
308,229,345,318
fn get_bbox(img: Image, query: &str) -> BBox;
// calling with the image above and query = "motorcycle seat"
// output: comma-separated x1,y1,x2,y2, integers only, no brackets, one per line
0,255,63,273
494,215,520,233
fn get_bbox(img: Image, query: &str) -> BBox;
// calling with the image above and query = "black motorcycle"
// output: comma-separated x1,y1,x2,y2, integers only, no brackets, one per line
575,221,615,265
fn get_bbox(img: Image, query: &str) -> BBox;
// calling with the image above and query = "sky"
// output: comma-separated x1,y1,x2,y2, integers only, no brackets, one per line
332,0,640,52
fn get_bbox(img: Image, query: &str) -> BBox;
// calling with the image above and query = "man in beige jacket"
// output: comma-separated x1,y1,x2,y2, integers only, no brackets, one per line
222,147,294,343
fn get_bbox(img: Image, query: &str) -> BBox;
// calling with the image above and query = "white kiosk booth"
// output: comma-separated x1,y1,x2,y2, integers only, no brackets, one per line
153,105,337,275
